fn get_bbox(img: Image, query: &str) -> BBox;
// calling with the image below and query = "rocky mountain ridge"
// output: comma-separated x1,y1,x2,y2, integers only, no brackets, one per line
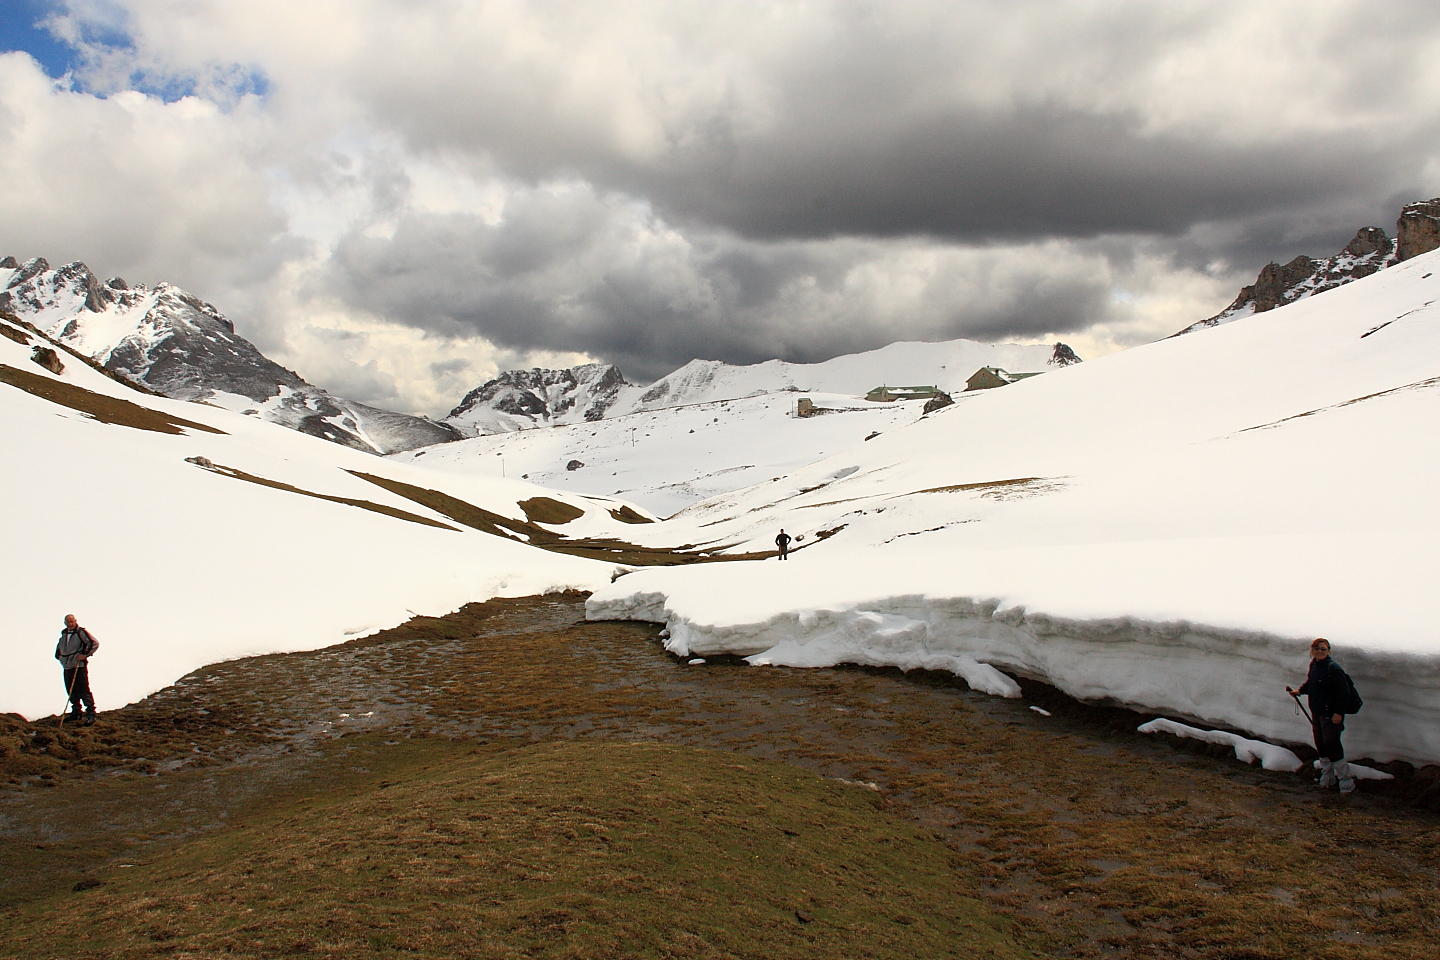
1174,197,1440,336
0,257,459,454
443,340,1082,437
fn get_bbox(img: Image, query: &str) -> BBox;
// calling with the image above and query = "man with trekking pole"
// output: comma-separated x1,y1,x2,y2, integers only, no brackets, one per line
1285,637,1361,795
55,613,100,727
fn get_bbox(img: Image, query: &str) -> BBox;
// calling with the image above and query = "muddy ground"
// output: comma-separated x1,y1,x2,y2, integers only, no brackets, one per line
2,592,1437,958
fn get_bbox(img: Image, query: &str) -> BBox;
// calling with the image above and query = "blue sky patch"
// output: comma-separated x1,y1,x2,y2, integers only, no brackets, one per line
0,0,78,78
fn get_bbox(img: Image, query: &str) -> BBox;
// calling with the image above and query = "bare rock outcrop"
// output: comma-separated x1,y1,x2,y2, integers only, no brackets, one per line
1395,198,1440,263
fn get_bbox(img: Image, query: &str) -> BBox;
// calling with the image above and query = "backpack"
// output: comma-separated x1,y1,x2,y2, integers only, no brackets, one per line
1332,662,1364,714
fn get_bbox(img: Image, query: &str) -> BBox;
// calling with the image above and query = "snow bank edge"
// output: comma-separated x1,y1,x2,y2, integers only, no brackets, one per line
586,587,1440,767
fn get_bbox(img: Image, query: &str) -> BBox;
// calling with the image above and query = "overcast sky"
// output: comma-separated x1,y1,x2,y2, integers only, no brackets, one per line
3,1,1439,416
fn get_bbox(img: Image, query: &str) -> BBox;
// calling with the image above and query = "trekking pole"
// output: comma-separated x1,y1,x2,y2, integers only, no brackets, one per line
57,670,78,729
1289,690,1313,726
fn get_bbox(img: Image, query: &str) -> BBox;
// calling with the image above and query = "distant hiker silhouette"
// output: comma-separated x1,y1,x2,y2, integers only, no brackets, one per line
1286,638,1363,794
775,529,792,560
55,613,100,726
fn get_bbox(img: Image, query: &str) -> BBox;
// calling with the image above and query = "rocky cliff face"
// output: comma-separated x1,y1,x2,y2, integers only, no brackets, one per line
1173,199,1440,337
0,257,459,454
444,363,633,437
1049,342,1082,366
1396,198,1440,263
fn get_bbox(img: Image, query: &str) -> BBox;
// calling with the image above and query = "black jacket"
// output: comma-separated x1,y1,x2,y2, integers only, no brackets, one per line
1297,657,1345,722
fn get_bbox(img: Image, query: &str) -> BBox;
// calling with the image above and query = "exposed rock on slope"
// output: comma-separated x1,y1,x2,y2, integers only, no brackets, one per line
0,257,459,454
444,340,1081,437
1174,198,1440,336
445,363,632,438
1396,198,1440,263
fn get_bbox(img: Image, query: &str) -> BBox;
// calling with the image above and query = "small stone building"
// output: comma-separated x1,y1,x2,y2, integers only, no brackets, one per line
864,384,945,403
963,367,1041,391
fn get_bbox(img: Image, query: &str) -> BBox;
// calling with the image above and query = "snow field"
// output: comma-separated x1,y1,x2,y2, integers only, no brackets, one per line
589,249,1440,766
395,392,928,516
1,328,634,719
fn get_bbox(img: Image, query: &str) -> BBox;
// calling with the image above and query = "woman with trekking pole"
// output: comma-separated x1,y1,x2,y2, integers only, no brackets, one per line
1285,637,1361,795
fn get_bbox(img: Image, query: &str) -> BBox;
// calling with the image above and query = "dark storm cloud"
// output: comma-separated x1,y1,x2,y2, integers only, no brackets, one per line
14,1,1440,406
603,107,1405,245
348,3,1440,253
324,188,1114,382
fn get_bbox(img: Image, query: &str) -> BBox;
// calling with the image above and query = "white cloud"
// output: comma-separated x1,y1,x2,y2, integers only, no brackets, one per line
2,2,1438,415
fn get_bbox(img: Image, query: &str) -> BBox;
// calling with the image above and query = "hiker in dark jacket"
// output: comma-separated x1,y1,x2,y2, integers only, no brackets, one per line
55,614,100,726
1285,637,1354,794
775,529,792,560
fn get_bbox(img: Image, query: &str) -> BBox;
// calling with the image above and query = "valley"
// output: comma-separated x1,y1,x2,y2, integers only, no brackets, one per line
3,594,1437,959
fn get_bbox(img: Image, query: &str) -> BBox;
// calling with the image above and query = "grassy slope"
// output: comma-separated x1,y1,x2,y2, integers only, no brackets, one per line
4,739,1027,960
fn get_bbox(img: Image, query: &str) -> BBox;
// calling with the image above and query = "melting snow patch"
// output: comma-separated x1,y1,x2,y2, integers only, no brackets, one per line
1029,706,1052,716
687,658,706,665
1313,759,1393,781
832,777,880,791
1139,718,1302,772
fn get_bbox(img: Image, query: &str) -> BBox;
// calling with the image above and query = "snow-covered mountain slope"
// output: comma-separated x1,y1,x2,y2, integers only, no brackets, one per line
0,314,670,720
441,339,1080,437
1173,197,1440,336
0,257,459,454
587,247,1440,766
399,391,934,517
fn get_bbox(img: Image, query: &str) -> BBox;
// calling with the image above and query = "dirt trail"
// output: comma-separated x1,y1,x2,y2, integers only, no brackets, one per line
3,593,1438,958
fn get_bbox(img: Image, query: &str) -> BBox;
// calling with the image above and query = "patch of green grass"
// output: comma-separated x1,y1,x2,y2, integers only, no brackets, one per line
4,739,1030,959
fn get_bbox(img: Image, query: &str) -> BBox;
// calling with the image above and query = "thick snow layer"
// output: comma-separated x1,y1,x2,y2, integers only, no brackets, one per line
1138,719,1303,772
0,327,630,720
588,249,1440,766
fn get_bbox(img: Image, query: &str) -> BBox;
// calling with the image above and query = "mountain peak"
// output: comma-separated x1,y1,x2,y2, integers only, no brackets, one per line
0,256,459,454
446,363,633,435
1173,198,1440,337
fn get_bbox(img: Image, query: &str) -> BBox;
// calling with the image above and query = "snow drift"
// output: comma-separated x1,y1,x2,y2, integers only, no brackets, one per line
588,247,1440,766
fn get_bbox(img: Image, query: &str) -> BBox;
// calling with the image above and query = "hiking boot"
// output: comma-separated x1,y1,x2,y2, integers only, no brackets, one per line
1316,759,1337,789
82,713,96,727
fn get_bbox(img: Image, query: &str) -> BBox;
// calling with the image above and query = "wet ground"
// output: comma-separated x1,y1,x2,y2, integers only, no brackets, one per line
2,592,1437,958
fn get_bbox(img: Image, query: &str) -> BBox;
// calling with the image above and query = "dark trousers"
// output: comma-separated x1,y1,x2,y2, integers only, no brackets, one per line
1312,717,1345,762
63,665,95,715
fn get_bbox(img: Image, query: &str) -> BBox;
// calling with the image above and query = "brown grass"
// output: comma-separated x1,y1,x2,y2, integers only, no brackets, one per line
519,496,587,525
187,460,459,531
4,740,1027,959
0,320,31,345
913,477,1045,495
607,505,653,524
3,593,1437,959
0,363,226,436
349,471,764,566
